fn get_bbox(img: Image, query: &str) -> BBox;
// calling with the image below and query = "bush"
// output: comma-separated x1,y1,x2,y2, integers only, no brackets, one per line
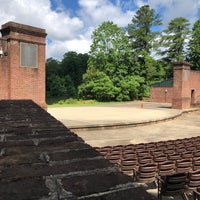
78,70,118,102
58,98,78,105
79,100,97,104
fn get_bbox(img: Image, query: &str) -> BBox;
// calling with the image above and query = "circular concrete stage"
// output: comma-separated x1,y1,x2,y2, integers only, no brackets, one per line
48,102,199,147
48,102,182,129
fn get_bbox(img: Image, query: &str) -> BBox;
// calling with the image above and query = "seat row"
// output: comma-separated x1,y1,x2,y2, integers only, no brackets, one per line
95,136,200,199
95,136,200,155
158,171,200,200
95,136,200,183
132,159,200,183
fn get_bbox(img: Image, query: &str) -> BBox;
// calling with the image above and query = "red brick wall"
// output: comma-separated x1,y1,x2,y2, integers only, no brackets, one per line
151,62,200,109
150,87,173,103
0,55,9,99
189,70,200,103
172,62,191,109
0,22,47,109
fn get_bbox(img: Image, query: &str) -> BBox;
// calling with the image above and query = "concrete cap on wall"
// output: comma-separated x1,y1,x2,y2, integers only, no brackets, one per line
0,21,47,38
173,61,190,70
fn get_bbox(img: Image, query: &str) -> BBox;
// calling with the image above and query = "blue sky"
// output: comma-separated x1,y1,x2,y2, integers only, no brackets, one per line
0,0,200,60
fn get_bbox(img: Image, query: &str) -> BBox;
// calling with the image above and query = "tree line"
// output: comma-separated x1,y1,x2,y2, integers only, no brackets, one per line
46,5,200,102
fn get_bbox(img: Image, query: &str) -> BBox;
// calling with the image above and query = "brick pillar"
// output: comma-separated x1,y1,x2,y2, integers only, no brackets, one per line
0,38,9,99
0,22,47,109
172,61,191,109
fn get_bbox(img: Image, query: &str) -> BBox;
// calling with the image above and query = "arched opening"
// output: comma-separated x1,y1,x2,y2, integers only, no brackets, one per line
191,89,195,105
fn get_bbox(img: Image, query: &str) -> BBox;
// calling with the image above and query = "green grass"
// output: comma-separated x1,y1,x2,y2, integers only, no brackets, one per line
46,97,122,107
46,97,149,108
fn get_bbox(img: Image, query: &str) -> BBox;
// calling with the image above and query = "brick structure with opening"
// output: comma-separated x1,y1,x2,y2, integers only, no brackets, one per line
0,22,47,109
150,61,200,109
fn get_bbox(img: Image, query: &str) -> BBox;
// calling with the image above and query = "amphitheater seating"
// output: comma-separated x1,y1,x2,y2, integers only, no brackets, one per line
153,153,168,164
168,152,182,161
138,155,154,166
193,187,200,200
181,151,194,159
158,160,176,176
186,170,200,192
118,157,137,176
134,163,158,184
105,150,122,165
157,172,188,200
193,157,200,171
96,135,200,198
176,159,193,173
193,150,200,158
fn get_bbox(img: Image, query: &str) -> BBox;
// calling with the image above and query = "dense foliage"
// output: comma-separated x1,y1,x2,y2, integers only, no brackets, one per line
128,5,162,55
127,5,164,84
158,17,190,78
187,19,200,70
46,4,200,102
78,21,146,101
46,52,89,98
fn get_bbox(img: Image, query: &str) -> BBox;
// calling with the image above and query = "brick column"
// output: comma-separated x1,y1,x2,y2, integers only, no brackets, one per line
0,38,9,99
0,22,47,109
172,61,191,109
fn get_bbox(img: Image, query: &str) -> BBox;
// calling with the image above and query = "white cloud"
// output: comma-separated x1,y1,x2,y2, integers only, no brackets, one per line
0,0,200,60
0,0,84,60
0,0,135,59
134,0,146,7
78,0,134,27
148,0,200,27
0,0,83,41
46,37,92,60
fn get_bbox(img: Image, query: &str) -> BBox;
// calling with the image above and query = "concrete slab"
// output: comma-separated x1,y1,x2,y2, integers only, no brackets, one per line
48,102,183,129
48,102,200,147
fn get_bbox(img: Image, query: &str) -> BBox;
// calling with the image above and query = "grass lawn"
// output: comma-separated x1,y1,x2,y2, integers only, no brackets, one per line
46,97,124,108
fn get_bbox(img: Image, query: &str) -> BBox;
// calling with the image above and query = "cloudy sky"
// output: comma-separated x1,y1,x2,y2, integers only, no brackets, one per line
0,0,200,60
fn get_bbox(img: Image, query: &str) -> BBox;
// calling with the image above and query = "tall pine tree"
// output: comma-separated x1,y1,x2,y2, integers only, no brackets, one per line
127,5,164,83
159,17,190,77
187,19,200,70
128,5,162,55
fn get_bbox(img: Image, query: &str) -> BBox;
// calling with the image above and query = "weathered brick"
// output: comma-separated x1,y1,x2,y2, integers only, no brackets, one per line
151,61,200,109
0,22,47,109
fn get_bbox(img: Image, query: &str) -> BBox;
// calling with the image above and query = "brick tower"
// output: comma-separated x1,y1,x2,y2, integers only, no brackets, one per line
172,61,191,109
0,22,47,109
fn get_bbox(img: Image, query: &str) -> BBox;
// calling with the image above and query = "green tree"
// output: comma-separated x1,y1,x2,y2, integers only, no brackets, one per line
128,5,162,55
159,17,190,77
78,69,118,101
47,74,76,98
127,5,164,83
80,21,142,101
144,55,165,83
64,75,77,98
187,19,200,70
46,52,89,98
116,76,146,101
60,51,89,89
47,74,67,97
89,21,133,78
46,58,60,97
46,57,60,78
